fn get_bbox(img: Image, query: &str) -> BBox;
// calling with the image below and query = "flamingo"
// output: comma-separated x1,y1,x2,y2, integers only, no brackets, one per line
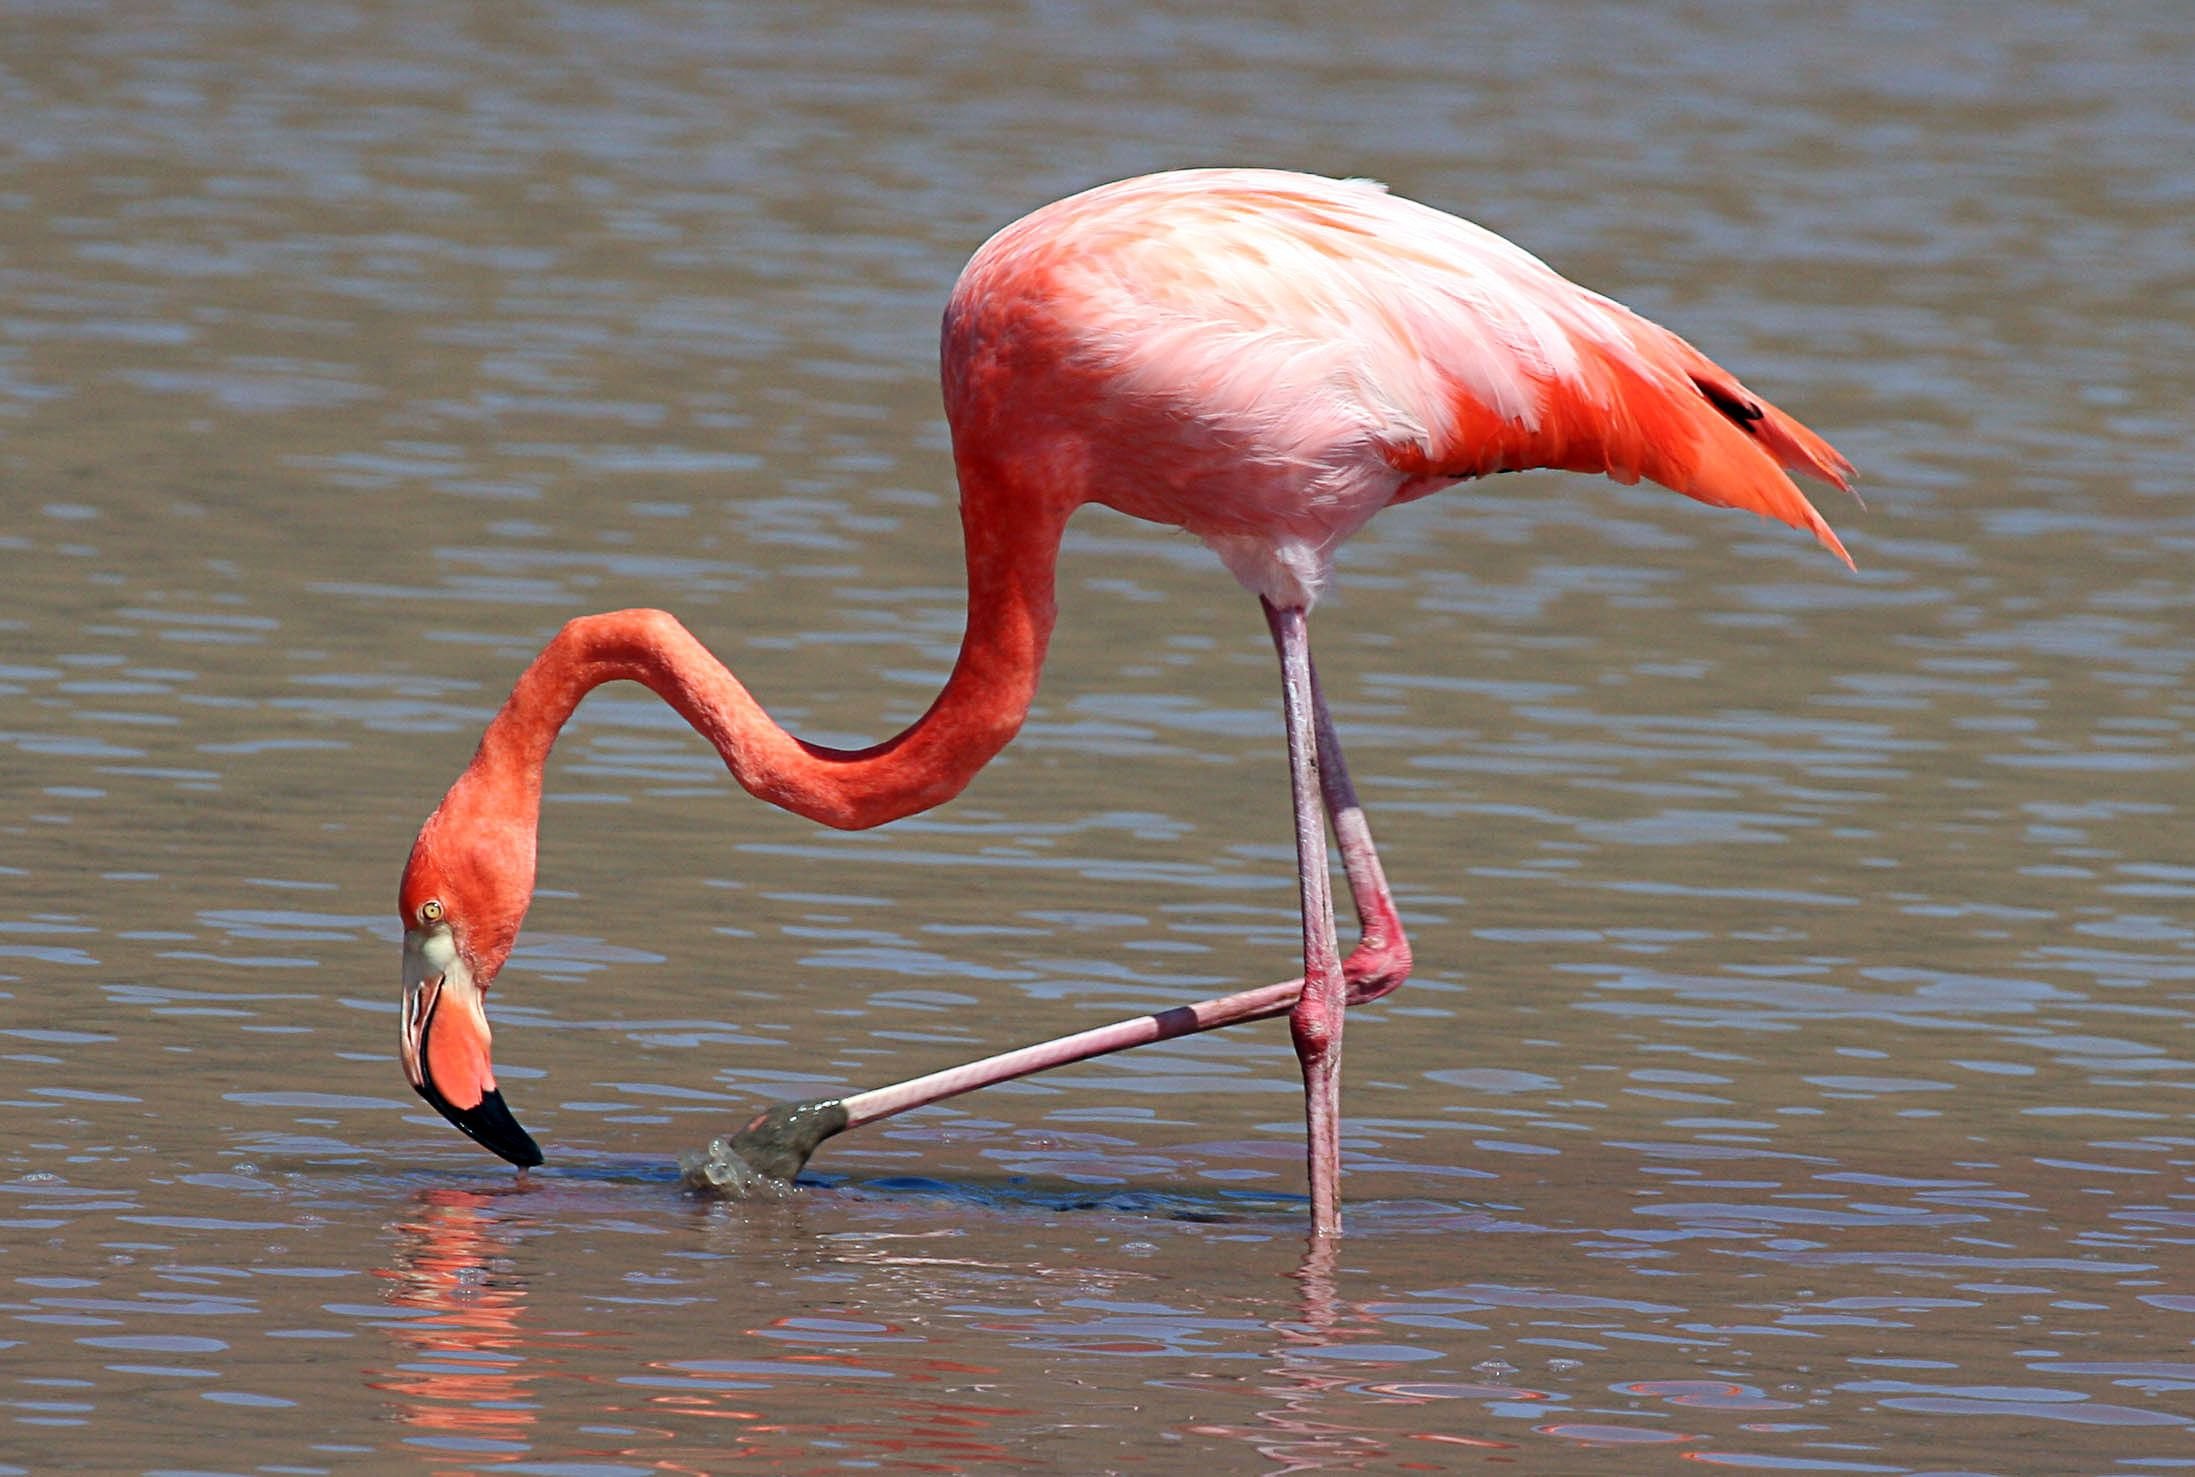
398,168,1853,1236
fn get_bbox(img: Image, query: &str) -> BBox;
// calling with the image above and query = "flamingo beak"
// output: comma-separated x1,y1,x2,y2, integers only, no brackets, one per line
401,928,543,1169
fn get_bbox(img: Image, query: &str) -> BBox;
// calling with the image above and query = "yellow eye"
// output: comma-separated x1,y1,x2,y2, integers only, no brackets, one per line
419,899,445,925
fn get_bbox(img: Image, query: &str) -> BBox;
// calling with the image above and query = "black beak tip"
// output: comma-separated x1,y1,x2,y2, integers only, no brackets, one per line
463,1088,545,1169
418,1082,544,1169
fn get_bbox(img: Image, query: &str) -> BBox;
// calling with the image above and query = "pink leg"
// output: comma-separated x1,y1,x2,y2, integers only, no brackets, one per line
1308,663,1413,1008
839,977,1300,1128
824,697,1412,1133
1265,599,1346,1238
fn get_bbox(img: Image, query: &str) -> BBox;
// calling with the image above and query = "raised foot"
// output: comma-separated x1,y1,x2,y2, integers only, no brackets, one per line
676,1097,851,1195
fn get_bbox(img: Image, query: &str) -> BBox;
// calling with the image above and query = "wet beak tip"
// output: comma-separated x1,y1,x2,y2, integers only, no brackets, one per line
461,1088,544,1169
412,1079,543,1170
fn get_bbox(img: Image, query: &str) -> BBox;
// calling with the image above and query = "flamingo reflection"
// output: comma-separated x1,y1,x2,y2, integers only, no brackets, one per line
370,1188,545,1457
1178,1240,1525,1472
374,1190,1032,1466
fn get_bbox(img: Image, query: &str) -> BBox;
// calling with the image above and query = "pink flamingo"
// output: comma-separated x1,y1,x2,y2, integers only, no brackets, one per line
398,169,1852,1236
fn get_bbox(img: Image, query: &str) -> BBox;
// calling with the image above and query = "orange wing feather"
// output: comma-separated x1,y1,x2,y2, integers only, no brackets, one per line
1384,293,1854,569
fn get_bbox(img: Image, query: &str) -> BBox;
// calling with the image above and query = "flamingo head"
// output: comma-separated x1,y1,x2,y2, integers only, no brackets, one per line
396,795,544,1169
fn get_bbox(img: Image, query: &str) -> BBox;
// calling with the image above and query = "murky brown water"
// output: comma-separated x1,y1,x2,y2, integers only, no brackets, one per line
5,1,2193,1471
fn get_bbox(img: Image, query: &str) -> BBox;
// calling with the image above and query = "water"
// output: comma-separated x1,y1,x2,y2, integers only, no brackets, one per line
3,0,2192,1470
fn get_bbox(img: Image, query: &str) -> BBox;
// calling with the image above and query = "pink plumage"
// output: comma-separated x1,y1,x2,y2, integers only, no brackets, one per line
945,168,1851,606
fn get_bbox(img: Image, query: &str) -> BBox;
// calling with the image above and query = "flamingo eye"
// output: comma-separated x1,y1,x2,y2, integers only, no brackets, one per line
418,898,445,926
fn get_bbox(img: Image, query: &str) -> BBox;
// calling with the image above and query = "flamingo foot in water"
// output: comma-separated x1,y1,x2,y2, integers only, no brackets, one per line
680,1097,850,1193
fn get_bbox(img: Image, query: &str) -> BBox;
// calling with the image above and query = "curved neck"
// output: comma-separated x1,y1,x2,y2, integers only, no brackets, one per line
458,474,1072,833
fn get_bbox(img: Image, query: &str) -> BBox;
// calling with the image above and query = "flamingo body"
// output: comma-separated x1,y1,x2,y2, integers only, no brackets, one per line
396,169,1853,1229
944,169,1848,607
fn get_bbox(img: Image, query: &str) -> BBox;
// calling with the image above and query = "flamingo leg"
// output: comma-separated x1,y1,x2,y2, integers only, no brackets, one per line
1308,663,1413,1009
1264,599,1347,1237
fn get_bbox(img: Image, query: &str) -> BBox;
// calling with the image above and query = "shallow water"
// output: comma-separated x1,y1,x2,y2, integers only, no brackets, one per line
4,0,2193,1472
